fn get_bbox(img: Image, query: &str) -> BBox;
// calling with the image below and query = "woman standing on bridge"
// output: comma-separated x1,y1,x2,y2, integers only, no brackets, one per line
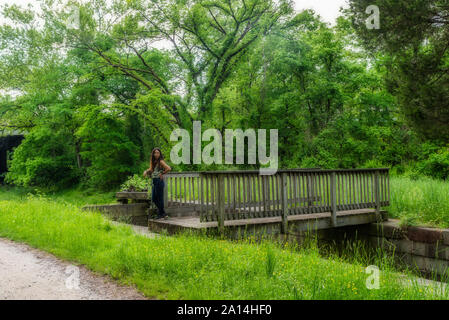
143,147,171,219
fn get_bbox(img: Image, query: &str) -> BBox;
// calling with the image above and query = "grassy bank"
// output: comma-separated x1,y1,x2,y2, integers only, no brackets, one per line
0,194,447,299
389,176,449,228
0,184,116,206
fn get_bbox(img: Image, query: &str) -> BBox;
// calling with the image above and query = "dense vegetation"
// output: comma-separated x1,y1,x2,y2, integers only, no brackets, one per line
349,0,449,141
0,0,448,193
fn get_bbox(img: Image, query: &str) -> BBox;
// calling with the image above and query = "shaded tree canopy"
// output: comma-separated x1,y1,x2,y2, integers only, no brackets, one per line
348,0,449,141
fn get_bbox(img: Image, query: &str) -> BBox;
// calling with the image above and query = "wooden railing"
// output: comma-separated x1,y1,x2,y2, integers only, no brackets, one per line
162,168,390,229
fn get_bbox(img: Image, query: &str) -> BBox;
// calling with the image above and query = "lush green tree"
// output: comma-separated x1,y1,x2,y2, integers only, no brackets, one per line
75,104,140,190
1,0,446,188
348,0,449,141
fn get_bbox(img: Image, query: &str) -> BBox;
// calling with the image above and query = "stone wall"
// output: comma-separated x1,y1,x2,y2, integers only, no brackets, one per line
81,203,152,226
287,219,449,278
359,220,449,277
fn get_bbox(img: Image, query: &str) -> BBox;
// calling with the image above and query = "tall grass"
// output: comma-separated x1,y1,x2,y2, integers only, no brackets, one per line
389,176,449,228
0,194,447,299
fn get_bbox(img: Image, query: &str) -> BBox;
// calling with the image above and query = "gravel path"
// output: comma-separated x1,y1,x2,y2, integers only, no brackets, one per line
0,237,148,300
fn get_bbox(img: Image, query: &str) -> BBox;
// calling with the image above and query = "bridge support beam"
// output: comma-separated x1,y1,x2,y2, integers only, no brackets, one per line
374,171,381,222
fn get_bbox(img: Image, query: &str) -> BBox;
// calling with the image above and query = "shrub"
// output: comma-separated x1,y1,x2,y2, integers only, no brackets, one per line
120,174,151,192
416,147,449,180
4,127,80,190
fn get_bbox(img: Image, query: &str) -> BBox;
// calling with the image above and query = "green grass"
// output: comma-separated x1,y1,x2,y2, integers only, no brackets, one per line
0,193,447,299
0,184,117,206
389,176,449,228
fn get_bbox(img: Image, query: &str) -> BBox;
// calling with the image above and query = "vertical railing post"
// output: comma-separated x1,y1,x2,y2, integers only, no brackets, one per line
281,172,288,234
164,176,168,208
199,174,204,222
331,171,337,227
217,174,225,234
386,169,390,206
262,175,267,214
306,173,312,213
374,170,381,222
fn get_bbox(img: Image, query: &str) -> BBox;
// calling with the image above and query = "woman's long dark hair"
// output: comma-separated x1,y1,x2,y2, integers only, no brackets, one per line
150,147,164,170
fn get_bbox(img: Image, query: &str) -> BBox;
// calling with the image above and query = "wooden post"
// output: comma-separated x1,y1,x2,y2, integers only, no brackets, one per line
374,170,381,222
262,175,267,214
217,174,225,234
281,172,288,234
163,176,168,208
200,175,204,222
307,173,312,213
331,171,337,227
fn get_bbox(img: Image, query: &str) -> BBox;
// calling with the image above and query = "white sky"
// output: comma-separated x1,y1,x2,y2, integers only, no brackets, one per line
293,0,349,24
0,0,349,25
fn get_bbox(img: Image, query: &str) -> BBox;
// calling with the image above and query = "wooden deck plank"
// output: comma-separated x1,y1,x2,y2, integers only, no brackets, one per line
148,209,388,233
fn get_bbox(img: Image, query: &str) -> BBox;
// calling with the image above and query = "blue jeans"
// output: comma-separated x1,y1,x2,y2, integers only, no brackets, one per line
152,178,166,217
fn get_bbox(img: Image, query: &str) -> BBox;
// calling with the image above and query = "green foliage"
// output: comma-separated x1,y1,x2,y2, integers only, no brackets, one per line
120,174,151,192
348,0,449,141
4,126,80,191
75,105,140,190
416,147,449,180
0,0,448,189
298,113,417,169
361,159,385,169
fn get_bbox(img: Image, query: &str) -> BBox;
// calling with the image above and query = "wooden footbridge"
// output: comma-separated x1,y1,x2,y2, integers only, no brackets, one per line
117,168,390,236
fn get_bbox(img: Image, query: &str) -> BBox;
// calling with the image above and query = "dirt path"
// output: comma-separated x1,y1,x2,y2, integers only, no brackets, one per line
0,237,148,300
